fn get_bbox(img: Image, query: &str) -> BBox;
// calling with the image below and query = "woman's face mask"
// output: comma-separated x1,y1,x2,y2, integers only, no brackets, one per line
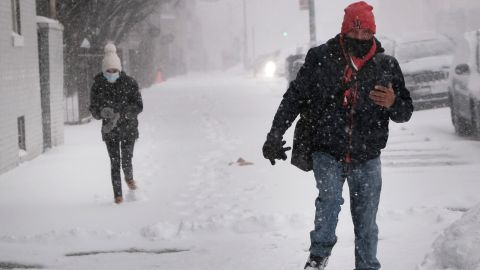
103,71,120,83
343,36,374,58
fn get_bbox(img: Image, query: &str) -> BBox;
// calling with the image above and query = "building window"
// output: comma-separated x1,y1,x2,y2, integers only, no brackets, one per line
11,0,21,35
18,116,26,151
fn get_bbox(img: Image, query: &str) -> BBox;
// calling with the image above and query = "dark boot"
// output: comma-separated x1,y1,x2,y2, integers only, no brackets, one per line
126,179,137,190
114,196,124,204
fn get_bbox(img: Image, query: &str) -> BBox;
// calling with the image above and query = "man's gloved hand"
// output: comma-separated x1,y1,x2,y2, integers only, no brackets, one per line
100,107,115,119
262,139,291,165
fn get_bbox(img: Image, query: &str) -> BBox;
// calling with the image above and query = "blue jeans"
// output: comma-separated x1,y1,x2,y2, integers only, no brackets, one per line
310,152,382,270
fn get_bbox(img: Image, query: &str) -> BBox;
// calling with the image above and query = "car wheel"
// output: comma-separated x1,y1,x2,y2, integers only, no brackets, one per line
471,100,480,139
451,104,474,136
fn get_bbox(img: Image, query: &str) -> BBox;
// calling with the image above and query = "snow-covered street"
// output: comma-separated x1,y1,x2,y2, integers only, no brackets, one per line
1,74,480,270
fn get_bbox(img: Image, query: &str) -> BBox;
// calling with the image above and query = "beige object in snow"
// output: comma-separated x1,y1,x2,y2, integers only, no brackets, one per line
229,157,254,166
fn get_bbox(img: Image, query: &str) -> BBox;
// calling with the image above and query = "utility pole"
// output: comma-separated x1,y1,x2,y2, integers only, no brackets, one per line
251,26,256,62
308,0,316,47
49,0,57,19
242,0,248,69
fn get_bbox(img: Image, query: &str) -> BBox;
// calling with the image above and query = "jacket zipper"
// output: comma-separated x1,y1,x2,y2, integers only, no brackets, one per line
345,80,358,164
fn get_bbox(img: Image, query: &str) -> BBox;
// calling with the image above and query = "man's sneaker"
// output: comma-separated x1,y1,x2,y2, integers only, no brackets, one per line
304,254,329,270
126,180,137,190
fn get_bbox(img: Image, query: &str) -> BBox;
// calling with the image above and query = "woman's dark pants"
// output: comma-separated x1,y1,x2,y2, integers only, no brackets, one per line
105,139,135,197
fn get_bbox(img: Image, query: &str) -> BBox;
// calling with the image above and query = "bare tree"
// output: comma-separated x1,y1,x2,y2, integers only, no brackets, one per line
52,0,170,121
57,1,168,54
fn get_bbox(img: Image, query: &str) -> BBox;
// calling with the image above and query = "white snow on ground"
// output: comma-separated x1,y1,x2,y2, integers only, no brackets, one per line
418,203,480,270
0,73,480,269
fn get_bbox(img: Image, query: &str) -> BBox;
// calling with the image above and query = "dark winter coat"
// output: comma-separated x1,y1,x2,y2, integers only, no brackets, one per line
268,35,413,171
89,72,143,141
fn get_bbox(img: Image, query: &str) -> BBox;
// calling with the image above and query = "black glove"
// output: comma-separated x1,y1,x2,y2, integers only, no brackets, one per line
262,139,291,165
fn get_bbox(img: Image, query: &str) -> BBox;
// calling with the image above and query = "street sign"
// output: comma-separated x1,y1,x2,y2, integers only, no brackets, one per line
299,0,309,10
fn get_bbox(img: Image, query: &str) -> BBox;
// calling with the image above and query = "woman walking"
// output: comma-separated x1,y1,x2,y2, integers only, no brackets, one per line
89,43,143,204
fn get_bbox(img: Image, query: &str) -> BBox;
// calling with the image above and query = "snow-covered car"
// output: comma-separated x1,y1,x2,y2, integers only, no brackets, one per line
285,52,306,83
283,43,323,83
448,29,480,137
393,33,455,109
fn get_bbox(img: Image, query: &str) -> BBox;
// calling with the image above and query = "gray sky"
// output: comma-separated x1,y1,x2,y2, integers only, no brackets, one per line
196,0,371,65
194,0,480,69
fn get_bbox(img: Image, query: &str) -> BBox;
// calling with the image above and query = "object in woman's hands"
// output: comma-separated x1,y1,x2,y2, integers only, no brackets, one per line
102,113,120,134
100,107,115,119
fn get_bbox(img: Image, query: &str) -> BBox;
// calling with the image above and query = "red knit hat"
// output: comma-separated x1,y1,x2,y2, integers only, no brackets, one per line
341,1,376,34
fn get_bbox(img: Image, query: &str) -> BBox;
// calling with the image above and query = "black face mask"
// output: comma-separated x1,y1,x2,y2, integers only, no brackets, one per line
343,36,374,58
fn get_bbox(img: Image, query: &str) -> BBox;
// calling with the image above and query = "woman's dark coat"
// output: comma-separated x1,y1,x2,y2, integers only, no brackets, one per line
89,72,143,141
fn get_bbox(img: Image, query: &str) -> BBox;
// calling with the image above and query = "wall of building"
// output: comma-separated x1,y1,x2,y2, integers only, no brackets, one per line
0,0,44,173
38,17,65,147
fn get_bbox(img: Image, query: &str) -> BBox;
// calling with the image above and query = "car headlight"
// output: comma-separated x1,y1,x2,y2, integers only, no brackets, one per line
264,61,277,78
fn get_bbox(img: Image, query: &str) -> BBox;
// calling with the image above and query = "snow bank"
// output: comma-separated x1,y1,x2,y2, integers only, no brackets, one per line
141,222,181,241
417,203,480,270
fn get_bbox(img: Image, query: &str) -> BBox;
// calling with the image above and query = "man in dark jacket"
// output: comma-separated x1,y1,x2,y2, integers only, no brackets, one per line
262,2,413,269
89,43,143,204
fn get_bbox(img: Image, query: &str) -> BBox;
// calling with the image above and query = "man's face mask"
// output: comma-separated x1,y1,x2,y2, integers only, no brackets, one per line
343,36,374,58
103,71,120,83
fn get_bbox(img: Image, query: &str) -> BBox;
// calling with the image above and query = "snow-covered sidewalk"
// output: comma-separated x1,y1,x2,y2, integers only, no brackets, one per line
0,74,479,270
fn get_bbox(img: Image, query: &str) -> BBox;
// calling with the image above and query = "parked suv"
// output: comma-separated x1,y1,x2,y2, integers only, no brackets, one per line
285,52,306,83
393,33,455,109
448,29,480,137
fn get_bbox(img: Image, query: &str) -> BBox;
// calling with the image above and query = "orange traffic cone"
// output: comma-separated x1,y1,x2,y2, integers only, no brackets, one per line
154,71,164,84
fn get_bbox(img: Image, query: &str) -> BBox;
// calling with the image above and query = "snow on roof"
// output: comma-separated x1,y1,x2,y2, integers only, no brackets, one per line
400,55,453,74
395,32,451,44
36,16,63,30
36,16,59,24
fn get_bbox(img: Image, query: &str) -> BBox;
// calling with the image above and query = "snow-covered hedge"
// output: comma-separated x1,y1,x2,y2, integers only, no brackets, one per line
417,203,480,270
